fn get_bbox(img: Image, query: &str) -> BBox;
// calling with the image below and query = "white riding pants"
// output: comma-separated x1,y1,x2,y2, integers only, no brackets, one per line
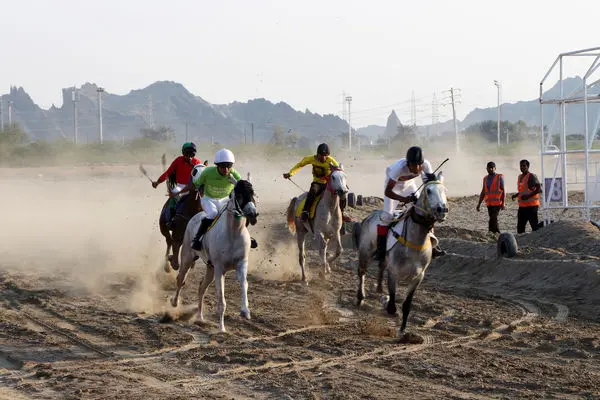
381,179,419,225
201,196,229,219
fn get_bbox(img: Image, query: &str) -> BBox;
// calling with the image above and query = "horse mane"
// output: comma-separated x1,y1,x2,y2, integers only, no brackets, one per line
234,179,254,196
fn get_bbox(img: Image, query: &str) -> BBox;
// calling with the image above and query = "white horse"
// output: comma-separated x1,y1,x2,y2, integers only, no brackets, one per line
355,173,448,336
285,166,349,282
171,179,258,333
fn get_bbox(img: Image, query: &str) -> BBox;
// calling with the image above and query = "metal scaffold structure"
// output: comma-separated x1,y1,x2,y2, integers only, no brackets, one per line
540,47,600,225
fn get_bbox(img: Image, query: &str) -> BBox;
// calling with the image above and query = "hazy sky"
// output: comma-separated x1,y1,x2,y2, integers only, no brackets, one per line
1,0,598,127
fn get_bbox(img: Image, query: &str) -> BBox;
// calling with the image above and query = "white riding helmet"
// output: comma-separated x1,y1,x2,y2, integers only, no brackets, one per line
214,148,235,164
191,164,206,186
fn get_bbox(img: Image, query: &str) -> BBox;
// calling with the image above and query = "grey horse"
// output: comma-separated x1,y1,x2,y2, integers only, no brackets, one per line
170,179,258,333
285,166,349,282
355,173,448,337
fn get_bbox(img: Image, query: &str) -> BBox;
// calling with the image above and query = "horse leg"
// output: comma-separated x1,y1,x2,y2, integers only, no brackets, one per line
170,224,185,271
316,233,330,277
296,229,308,283
170,254,193,307
195,263,215,323
215,268,227,333
326,231,343,266
384,265,398,315
399,278,422,335
356,248,370,306
160,220,173,273
236,259,251,320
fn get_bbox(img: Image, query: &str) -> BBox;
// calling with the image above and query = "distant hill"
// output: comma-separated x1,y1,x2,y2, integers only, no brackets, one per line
2,76,598,146
0,81,348,146
462,77,600,134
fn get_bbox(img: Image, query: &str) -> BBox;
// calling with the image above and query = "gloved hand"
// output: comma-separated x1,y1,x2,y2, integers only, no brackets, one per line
407,193,418,203
152,181,159,189
283,173,291,179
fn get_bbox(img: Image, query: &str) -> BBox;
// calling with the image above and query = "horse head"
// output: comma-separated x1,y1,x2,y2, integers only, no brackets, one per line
327,164,349,197
416,171,448,223
232,179,259,225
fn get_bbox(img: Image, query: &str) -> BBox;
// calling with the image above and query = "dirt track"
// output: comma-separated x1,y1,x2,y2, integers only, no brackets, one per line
1,163,600,399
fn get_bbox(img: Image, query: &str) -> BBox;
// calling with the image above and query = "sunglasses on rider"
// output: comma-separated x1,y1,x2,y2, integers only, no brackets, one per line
217,162,233,169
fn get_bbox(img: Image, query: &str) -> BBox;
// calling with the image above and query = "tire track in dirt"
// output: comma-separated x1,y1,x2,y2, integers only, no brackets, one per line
19,306,115,359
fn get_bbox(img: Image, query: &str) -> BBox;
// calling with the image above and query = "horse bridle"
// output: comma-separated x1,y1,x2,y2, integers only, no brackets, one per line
230,187,256,218
325,168,348,195
411,181,445,228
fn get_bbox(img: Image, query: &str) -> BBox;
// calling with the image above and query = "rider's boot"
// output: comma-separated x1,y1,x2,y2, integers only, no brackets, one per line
302,191,317,222
374,225,389,262
192,218,214,251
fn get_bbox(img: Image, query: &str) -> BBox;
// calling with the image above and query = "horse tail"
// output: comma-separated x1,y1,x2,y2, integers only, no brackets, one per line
286,197,297,234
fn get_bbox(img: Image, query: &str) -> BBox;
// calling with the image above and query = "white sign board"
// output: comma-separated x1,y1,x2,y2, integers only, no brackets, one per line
544,177,563,202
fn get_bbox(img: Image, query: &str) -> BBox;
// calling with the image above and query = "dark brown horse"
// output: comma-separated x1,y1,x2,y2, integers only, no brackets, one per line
159,191,202,272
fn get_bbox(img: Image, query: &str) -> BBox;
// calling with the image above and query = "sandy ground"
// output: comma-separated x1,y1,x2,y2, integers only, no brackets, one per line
1,151,600,399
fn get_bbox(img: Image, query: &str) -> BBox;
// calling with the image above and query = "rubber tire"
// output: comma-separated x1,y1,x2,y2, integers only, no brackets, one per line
347,192,356,208
356,194,363,206
497,232,518,258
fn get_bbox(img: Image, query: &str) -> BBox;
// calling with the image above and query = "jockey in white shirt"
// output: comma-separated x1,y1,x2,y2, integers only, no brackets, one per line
376,146,446,262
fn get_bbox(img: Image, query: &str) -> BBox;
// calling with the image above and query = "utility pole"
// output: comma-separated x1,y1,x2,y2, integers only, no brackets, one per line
8,101,13,125
449,88,460,154
97,87,105,144
251,122,254,144
72,87,79,145
345,95,352,151
494,80,501,147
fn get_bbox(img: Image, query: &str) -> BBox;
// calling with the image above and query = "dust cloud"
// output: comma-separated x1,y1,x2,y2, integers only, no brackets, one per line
0,140,544,312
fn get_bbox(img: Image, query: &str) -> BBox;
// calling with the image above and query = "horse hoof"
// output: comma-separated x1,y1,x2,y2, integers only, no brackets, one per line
379,295,389,308
170,297,178,308
398,331,424,344
240,311,251,320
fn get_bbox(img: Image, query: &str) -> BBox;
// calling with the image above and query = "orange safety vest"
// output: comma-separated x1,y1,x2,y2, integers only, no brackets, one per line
517,173,540,207
483,174,503,206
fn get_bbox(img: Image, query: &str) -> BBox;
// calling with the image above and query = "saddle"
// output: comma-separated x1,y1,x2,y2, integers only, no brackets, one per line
385,206,438,252
295,194,323,220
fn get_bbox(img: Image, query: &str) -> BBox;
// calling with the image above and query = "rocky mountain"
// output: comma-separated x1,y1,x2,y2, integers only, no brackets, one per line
0,81,349,146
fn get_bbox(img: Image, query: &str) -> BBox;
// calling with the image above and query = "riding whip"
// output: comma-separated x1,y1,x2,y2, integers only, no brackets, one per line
414,157,450,194
139,164,153,183
285,177,305,193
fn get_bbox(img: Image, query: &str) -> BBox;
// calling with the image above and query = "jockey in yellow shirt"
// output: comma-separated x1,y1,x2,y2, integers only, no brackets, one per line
283,143,349,222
